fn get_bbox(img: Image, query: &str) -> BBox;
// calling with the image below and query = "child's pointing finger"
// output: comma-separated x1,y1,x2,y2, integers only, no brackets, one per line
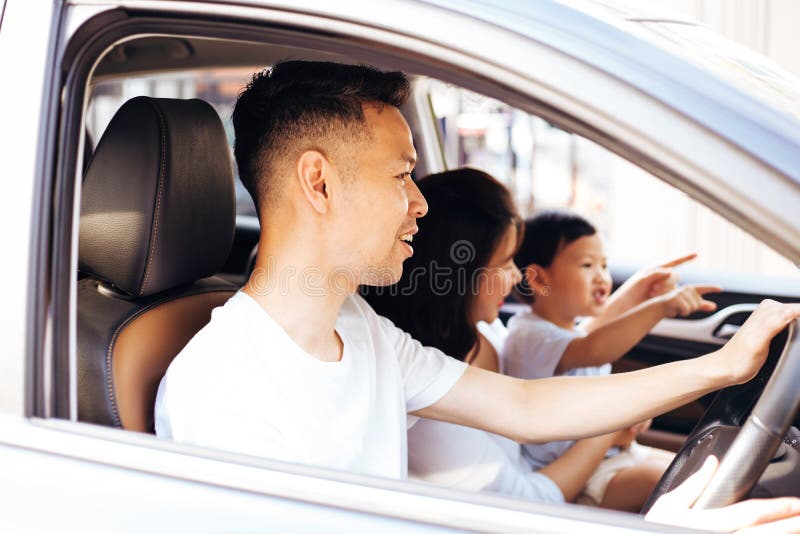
657,252,698,269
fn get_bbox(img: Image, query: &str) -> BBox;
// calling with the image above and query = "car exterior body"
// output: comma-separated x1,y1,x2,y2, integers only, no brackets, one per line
0,0,798,531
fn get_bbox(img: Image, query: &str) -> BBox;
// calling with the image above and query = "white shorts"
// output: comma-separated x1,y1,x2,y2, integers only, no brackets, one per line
576,441,653,506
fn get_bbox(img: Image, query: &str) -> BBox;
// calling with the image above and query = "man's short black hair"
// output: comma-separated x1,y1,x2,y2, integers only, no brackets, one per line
232,61,410,215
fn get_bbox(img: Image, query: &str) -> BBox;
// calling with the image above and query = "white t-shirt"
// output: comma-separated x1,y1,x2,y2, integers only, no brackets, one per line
155,291,467,480
477,318,508,368
407,318,562,503
408,419,564,503
503,310,611,469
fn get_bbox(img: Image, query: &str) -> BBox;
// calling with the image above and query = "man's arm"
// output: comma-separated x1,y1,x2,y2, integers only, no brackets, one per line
415,300,800,444
557,284,719,373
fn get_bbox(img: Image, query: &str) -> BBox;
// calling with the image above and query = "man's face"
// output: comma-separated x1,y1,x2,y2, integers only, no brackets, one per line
329,104,427,286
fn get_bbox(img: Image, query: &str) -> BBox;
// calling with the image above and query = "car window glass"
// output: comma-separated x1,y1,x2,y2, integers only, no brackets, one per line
428,80,799,279
87,69,258,218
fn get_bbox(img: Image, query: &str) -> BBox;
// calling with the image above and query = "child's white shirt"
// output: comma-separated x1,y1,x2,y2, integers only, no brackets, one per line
502,310,611,469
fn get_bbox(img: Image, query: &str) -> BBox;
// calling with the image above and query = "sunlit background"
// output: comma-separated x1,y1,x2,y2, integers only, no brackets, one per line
86,0,800,280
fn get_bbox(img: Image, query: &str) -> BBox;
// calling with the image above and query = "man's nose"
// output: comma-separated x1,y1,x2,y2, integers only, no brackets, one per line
407,178,429,218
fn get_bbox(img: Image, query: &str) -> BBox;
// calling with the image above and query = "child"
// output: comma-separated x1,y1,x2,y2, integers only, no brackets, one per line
503,210,721,512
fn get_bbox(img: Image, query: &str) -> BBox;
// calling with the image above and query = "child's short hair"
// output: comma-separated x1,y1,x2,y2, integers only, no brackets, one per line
513,210,597,303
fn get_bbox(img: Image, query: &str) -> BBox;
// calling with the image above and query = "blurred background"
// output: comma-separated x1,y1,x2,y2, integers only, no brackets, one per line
86,0,800,279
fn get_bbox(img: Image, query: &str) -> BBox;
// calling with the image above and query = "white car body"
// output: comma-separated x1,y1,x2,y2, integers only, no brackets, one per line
0,0,798,531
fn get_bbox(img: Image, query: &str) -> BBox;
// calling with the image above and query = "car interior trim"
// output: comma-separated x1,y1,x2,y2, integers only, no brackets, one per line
648,303,759,345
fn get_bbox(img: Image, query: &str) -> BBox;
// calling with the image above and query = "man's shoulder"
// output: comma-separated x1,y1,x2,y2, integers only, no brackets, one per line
168,292,252,369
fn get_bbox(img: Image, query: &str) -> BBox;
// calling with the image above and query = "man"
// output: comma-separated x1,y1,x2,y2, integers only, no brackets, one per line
155,61,800,529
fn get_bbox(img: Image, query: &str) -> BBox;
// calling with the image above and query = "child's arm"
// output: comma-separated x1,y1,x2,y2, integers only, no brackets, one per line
539,429,634,502
556,284,720,374
583,253,697,333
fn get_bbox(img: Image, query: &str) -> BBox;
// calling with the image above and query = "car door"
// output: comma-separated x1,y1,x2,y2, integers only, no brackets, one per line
5,0,701,531
8,0,798,531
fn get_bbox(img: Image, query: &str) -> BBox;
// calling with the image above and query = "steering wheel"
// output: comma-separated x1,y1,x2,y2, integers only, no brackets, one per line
642,317,800,512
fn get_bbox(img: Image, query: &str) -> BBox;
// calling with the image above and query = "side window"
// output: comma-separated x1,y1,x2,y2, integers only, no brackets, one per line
87,69,258,217
428,82,799,279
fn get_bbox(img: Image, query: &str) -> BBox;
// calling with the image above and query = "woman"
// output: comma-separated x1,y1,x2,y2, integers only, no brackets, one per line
362,168,637,504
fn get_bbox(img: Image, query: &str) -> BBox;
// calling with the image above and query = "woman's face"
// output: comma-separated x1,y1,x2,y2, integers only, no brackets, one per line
470,224,522,324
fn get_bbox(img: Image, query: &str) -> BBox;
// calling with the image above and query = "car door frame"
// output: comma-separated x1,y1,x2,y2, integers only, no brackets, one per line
15,0,798,530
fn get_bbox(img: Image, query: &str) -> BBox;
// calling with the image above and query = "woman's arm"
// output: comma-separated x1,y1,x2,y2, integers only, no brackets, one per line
467,333,501,372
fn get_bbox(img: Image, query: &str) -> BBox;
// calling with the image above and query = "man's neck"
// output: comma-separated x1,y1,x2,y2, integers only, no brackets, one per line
243,252,352,363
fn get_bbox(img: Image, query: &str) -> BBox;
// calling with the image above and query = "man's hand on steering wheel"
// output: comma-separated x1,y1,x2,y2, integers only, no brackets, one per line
710,300,800,386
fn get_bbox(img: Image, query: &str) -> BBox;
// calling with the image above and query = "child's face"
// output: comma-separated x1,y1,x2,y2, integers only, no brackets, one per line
470,224,523,324
542,233,612,318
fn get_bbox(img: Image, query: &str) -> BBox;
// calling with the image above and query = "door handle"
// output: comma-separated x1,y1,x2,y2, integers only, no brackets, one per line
714,323,741,340
650,303,757,345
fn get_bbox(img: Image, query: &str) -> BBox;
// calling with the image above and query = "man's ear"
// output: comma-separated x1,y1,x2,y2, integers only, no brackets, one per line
296,150,331,214
525,264,550,296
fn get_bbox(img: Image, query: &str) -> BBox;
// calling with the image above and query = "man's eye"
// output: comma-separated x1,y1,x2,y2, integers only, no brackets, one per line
396,172,410,181
581,263,592,268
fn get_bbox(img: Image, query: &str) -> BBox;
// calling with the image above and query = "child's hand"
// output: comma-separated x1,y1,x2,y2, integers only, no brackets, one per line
715,300,800,385
623,253,698,303
629,418,652,436
611,427,637,449
658,284,721,318
613,419,652,449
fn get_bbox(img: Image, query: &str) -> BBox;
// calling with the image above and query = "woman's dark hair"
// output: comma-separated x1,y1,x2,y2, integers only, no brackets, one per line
362,168,522,361
513,210,596,303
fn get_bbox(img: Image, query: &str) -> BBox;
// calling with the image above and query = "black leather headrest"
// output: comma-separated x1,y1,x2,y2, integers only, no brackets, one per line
79,96,235,297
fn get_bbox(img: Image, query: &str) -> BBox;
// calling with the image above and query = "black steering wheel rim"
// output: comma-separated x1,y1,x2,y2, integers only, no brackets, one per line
642,319,799,512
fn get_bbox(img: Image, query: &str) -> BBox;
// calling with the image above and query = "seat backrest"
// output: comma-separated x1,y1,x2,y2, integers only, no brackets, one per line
77,96,237,432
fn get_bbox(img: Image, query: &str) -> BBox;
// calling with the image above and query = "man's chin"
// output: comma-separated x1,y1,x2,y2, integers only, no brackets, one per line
361,265,403,287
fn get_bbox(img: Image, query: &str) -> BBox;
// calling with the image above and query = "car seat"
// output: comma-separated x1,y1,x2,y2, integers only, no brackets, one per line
77,96,237,433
